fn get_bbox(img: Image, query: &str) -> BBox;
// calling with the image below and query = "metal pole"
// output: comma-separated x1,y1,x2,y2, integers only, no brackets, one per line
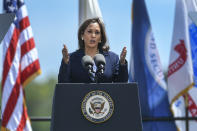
185,94,189,131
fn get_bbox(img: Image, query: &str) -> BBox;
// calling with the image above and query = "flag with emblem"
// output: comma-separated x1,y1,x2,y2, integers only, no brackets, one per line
1,0,41,130
167,0,194,130
186,0,197,130
130,0,176,130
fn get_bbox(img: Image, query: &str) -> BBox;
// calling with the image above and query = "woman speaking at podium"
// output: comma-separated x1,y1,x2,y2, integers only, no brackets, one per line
58,18,128,83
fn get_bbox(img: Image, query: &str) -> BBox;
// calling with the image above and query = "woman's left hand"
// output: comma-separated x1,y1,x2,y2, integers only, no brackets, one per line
120,47,127,65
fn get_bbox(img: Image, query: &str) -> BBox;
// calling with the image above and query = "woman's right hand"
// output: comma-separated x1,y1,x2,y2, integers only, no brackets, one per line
62,44,69,64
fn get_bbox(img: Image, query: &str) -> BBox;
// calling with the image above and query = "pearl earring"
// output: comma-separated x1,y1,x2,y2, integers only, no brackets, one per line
81,37,84,40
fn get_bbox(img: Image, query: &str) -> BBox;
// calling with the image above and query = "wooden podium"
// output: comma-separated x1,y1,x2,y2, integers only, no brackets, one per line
50,83,142,131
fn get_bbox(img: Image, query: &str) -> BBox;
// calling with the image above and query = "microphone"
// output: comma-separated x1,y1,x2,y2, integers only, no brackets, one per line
81,55,94,75
93,54,106,75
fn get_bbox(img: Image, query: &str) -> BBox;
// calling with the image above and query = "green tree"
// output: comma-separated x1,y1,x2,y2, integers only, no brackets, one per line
25,75,57,131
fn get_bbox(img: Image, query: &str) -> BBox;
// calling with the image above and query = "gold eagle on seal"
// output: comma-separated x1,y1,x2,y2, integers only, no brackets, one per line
89,101,105,115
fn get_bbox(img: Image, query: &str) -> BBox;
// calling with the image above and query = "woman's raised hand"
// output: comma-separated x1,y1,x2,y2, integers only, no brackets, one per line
120,47,127,65
62,44,69,64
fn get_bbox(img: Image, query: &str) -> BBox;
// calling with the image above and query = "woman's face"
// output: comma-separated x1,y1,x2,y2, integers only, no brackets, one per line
82,22,101,49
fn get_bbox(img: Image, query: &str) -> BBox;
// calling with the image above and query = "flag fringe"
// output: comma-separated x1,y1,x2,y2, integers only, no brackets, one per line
170,82,194,131
22,69,42,88
170,83,194,106
1,126,11,131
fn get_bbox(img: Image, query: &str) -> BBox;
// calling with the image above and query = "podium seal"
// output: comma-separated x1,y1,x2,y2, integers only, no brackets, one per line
81,90,114,123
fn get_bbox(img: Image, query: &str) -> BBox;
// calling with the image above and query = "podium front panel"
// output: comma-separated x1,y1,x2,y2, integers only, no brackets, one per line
50,83,142,131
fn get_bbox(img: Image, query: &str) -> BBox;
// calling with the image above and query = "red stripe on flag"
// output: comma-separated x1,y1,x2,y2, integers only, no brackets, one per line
17,102,28,131
2,1,41,131
21,59,40,85
2,73,21,127
19,16,30,32
21,38,35,58
2,28,20,91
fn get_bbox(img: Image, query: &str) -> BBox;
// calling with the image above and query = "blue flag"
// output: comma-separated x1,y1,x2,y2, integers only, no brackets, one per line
189,21,197,87
130,0,177,130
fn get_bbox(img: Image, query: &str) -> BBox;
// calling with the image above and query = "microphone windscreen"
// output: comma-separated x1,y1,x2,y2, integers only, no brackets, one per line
81,55,94,69
93,54,106,66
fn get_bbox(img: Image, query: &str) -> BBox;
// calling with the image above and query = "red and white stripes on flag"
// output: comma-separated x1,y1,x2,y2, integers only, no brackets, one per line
1,0,41,130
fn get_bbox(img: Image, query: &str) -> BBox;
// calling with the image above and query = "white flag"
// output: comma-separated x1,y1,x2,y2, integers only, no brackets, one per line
167,0,194,130
79,0,103,26
78,0,109,46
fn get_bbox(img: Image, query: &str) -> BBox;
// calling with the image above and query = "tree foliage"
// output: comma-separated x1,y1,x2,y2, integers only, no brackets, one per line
25,76,57,131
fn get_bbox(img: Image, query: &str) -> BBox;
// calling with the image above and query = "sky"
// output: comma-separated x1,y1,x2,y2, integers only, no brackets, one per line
0,0,175,81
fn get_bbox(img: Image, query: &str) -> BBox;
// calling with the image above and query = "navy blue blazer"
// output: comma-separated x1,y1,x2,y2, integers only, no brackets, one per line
58,49,128,83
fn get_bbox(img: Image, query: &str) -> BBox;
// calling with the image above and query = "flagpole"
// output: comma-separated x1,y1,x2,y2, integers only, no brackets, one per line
184,94,189,131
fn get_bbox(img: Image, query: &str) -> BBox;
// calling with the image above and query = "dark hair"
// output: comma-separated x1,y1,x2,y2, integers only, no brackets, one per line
78,18,109,51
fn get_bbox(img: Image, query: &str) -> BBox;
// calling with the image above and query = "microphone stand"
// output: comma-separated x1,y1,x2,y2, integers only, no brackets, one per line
95,66,104,83
88,71,100,83
87,65,104,83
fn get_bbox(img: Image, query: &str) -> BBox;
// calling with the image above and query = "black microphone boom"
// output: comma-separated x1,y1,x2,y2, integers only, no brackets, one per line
94,54,106,75
82,54,106,83
81,55,94,76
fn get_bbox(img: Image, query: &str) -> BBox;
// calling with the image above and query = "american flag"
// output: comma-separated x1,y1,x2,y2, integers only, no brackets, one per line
1,0,41,130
